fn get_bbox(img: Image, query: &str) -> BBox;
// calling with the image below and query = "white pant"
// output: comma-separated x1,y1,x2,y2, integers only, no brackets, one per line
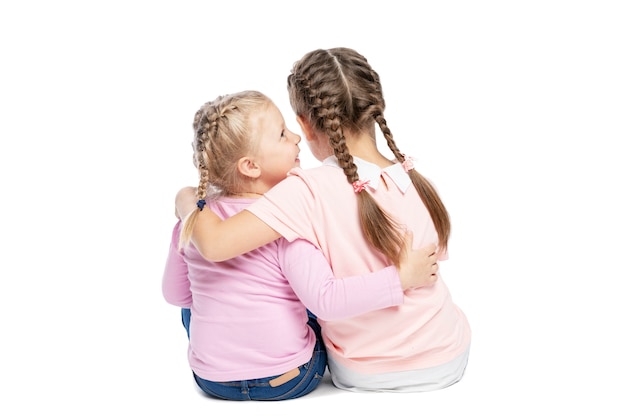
327,346,470,393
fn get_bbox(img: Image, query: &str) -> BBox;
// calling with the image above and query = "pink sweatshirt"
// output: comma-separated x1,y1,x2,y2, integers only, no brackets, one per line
247,157,471,374
162,197,404,382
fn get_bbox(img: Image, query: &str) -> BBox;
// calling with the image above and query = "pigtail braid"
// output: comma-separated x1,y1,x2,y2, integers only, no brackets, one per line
325,99,405,265
179,111,214,250
375,114,450,252
178,90,271,250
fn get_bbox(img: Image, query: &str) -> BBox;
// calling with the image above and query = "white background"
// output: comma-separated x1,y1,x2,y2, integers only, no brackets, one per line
1,1,624,415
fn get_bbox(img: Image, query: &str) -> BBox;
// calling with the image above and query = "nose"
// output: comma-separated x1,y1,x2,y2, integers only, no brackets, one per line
289,129,301,144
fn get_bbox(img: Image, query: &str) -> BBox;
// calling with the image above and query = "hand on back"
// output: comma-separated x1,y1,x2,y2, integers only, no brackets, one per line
397,232,439,290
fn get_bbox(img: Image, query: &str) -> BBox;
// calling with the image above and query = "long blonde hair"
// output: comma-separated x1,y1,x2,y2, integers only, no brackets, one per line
179,90,272,248
287,48,450,265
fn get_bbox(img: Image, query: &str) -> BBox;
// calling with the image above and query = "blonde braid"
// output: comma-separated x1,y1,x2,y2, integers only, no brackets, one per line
178,91,272,249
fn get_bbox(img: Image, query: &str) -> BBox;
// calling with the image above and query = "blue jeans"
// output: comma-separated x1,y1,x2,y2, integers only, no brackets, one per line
180,308,327,401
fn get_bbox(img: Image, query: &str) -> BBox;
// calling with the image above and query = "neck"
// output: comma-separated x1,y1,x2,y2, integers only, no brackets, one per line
345,133,393,167
228,191,264,199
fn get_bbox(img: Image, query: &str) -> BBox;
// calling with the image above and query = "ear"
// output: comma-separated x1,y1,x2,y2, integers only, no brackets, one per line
296,115,316,142
237,156,261,179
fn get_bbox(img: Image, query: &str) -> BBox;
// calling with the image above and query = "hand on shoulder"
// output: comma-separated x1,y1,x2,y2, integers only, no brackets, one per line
175,186,197,220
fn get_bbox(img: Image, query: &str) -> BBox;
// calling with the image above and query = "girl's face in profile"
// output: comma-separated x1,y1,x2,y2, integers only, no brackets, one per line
250,102,302,188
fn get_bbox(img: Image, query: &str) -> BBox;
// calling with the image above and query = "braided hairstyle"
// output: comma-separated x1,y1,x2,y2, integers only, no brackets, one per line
287,48,450,265
179,90,272,247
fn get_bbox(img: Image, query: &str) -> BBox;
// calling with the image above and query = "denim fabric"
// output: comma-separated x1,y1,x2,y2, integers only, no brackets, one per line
180,308,327,400
181,307,191,339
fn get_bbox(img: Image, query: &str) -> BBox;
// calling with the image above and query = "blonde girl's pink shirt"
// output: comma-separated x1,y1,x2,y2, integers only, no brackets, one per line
247,157,471,374
162,197,404,381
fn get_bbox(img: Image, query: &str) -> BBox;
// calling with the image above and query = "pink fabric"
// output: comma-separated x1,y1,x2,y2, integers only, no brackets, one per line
247,158,471,374
162,197,404,381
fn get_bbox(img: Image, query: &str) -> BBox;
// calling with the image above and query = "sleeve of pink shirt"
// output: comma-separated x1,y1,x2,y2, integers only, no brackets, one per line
161,221,193,308
278,238,404,321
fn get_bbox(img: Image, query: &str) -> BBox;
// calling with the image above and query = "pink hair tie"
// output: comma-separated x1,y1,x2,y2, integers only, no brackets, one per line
402,157,415,172
352,179,370,193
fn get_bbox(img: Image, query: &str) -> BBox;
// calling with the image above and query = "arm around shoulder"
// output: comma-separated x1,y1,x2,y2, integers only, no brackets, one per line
190,206,282,262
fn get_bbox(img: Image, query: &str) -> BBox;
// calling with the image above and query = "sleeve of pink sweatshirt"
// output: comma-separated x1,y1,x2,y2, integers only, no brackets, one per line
162,221,193,308
278,238,404,321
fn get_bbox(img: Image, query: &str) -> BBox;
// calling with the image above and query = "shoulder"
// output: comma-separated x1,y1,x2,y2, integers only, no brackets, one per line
282,165,342,187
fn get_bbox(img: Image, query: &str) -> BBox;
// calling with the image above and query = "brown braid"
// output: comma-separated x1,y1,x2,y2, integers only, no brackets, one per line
324,98,406,263
375,114,451,253
287,48,451,263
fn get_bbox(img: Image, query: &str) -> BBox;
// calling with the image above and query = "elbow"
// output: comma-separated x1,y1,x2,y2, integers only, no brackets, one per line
304,283,351,321
312,311,334,321
307,298,345,321
162,280,192,307
196,245,228,262
193,239,229,262
163,294,192,308
311,308,351,322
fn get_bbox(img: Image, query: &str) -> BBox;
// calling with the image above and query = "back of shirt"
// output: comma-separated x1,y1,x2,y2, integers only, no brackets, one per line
162,197,315,382
247,158,471,374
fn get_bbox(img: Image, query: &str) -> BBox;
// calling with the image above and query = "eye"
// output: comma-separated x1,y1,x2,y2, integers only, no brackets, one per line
280,129,287,140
